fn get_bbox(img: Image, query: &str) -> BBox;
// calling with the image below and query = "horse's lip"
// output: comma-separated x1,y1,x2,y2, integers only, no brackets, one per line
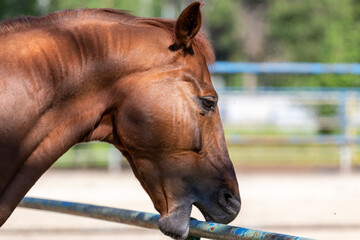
158,205,192,240
193,202,215,222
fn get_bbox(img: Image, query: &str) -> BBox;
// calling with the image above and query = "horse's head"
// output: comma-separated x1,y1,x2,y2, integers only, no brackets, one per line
111,2,240,239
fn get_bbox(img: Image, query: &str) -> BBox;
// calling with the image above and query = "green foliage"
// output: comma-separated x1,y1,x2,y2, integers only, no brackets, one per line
228,144,341,167
264,0,360,88
51,0,141,14
226,74,243,87
203,0,243,61
49,0,180,18
267,0,360,63
0,0,40,20
258,74,360,87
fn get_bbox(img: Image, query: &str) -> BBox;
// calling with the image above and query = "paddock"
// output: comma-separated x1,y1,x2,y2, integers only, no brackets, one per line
0,169,358,240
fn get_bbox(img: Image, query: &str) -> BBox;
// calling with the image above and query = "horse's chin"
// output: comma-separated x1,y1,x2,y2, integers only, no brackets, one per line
194,201,235,224
158,205,192,240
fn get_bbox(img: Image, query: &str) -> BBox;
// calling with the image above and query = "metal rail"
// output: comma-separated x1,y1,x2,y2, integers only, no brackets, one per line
226,135,360,145
19,197,313,240
212,61,360,74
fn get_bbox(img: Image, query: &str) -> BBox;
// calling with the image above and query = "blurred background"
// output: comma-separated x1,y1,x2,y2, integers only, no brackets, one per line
1,0,358,171
1,1,359,240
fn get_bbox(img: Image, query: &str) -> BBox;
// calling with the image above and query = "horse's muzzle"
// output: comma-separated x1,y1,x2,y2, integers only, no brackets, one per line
194,188,241,225
217,189,241,221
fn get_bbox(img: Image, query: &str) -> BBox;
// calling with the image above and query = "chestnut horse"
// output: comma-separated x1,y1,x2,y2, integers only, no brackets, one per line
0,2,240,239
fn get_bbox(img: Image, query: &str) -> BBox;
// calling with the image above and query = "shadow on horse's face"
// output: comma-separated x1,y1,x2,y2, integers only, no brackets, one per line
111,3,240,239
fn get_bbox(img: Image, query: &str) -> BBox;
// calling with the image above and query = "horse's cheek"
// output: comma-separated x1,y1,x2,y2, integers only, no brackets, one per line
115,105,164,149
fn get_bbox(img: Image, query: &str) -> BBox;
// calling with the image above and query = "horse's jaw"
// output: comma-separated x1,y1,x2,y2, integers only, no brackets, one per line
158,204,192,240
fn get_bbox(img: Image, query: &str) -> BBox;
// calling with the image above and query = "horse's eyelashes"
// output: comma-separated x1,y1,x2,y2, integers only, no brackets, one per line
202,99,214,109
200,97,216,111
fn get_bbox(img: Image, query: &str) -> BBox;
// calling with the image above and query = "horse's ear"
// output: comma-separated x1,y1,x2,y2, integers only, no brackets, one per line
169,1,202,54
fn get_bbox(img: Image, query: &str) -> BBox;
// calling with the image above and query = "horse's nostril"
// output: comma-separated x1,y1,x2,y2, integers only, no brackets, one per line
218,189,241,216
224,192,232,205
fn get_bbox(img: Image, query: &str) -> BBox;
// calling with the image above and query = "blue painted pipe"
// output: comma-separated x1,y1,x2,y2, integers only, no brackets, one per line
19,197,313,240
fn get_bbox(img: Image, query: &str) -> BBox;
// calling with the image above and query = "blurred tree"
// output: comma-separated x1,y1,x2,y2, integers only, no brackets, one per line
203,0,243,62
50,0,141,14
267,0,360,63
240,0,268,62
261,0,360,87
0,0,40,20
49,0,184,18
202,0,244,87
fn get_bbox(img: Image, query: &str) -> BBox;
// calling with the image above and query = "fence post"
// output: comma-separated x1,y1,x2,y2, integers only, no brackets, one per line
338,91,354,173
242,73,257,90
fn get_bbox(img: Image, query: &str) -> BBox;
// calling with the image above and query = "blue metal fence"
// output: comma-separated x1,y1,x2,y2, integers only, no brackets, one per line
19,197,312,240
212,61,360,74
209,62,360,172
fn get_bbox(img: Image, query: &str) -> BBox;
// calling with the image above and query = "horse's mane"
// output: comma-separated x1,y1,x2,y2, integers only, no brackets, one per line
0,9,215,64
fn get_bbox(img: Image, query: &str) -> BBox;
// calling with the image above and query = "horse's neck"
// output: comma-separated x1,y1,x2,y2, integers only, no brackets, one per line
0,20,169,160
0,22,127,161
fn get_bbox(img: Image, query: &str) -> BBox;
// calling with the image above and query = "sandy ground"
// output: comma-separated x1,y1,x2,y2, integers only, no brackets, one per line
1,169,359,240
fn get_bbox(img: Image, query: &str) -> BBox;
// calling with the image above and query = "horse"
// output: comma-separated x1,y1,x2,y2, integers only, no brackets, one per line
0,2,240,239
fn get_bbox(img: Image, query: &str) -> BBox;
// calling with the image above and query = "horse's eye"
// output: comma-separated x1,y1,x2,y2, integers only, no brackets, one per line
200,97,216,111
